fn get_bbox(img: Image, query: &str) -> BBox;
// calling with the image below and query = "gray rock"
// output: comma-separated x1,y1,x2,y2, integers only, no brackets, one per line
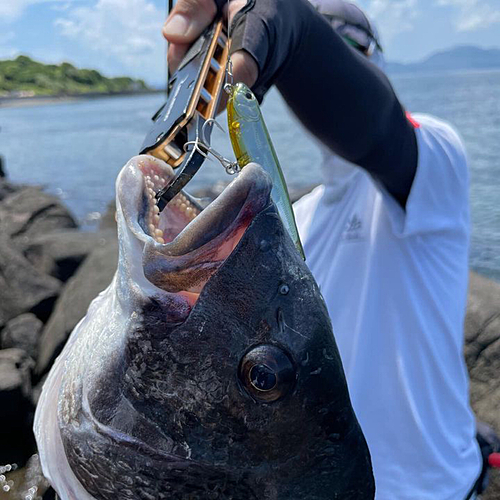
1,313,43,359
0,236,61,330
465,271,500,419
463,272,500,500
0,348,36,464
36,236,118,377
32,373,48,406
0,348,33,401
0,178,20,201
0,185,77,240
99,200,118,232
21,229,116,283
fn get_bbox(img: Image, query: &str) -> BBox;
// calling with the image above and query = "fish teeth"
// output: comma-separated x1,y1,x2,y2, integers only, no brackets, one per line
139,163,202,243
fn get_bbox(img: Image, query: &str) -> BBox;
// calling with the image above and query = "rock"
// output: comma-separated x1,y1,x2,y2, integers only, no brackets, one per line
99,200,118,232
1,313,43,360
464,271,500,500
0,349,36,464
0,185,77,241
42,487,57,500
32,374,47,406
21,229,116,283
0,178,20,202
0,236,61,330
465,271,500,422
36,236,118,377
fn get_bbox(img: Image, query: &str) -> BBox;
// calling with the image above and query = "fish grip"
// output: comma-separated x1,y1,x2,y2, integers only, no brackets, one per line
140,18,229,169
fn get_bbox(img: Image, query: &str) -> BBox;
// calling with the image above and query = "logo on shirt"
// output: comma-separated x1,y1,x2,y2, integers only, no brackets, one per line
342,214,363,241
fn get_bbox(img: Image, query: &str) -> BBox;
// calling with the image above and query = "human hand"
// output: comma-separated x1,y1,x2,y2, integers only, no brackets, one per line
162,0,258,89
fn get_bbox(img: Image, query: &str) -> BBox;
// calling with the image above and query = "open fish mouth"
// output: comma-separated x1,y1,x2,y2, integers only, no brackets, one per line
117,155,272,301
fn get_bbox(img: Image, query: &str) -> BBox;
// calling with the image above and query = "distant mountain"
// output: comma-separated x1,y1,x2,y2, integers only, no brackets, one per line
0,55,150,97
387,46,500,74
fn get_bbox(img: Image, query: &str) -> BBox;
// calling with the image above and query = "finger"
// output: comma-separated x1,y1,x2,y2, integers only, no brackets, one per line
162,0,217,44
167,42,192,75
231,50,258,88
217,50,258,112
223,0,247,25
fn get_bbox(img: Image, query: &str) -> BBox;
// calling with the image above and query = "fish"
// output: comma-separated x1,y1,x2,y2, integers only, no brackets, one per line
34,155,374,499
227,82,305,260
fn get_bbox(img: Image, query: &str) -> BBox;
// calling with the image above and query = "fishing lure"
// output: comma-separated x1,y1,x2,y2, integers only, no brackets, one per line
226,82,305,260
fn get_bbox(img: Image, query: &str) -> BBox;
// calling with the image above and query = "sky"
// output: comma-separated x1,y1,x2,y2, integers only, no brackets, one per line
0,0,499,86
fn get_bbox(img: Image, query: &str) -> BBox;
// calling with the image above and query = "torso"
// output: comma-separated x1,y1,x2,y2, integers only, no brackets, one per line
293,114,482,499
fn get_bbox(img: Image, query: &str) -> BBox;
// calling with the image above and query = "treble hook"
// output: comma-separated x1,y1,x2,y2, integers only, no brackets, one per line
204,118,241,174
184,118,240,175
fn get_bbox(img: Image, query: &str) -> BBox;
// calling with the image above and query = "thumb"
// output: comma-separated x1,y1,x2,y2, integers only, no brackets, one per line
163,0,217,43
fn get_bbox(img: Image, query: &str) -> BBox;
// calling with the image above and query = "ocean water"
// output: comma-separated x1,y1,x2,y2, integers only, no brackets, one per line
0,69,499,281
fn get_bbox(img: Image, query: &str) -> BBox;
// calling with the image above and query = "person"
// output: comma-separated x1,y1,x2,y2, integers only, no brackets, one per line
162,0,483,498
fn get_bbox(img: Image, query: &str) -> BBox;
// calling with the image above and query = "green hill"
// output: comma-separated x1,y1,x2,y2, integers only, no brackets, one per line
0,55,149,96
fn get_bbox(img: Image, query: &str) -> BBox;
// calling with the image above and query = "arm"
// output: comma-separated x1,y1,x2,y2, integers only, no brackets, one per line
164,0,418,207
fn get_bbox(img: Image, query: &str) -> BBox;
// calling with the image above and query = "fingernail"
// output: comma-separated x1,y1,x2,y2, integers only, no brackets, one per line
163,14,190,37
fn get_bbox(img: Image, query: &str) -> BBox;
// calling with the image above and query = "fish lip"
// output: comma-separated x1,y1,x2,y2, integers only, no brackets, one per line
116,156,272,294
159,163,271,257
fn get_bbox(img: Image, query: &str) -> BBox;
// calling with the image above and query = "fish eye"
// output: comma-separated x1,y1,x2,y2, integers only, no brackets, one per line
238,344,296,403
250,364,277,391
245,91,253,100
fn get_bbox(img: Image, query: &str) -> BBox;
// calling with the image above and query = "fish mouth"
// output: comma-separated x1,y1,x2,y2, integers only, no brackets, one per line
118,155,272,303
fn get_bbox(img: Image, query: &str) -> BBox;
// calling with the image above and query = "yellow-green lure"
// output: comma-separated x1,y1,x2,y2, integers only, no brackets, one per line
227,83,305,260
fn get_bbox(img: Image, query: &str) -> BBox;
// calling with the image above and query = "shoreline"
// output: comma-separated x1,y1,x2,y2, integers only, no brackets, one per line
0,89,166,109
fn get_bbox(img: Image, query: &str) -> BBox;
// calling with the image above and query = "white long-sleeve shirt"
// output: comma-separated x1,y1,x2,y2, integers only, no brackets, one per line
293,113,481,500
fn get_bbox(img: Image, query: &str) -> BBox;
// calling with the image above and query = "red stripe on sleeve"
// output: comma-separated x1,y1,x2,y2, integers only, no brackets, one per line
406,111,420,129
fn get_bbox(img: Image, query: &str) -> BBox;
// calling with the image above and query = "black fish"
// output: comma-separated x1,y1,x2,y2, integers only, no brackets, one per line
35,156,374,499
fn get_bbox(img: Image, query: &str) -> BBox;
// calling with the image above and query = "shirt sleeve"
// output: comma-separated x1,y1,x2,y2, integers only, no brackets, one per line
379,114,470,238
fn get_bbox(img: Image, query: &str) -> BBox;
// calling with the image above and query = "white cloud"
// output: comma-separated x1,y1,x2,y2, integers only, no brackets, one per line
0,0,67,22
361,0,419,44
438,0,500,31
54,0,166,81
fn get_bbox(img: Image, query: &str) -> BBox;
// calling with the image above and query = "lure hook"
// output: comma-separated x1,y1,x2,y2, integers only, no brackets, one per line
184,120,240,176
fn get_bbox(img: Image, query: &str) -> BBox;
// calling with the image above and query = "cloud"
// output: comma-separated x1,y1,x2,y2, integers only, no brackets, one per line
361,0,419,44
438,0,500,31
54,0,166,81
0,0,66,22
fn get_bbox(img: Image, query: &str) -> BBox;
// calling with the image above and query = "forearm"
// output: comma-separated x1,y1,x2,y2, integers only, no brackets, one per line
231,0,417,206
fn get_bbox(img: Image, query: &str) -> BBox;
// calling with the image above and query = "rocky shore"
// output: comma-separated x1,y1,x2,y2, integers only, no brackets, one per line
0,168,499,498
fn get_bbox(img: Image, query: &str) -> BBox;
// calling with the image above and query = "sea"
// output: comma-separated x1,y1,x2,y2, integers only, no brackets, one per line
0,69,499,281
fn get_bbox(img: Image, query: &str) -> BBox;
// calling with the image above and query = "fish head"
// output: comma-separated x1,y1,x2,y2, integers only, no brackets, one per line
35,155,374,499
